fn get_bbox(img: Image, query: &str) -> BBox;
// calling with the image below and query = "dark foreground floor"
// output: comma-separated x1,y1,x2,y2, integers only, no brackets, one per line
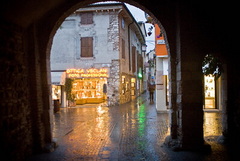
27,93,236,161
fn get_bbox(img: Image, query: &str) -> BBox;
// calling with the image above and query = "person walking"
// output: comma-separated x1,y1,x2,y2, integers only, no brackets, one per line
148,80,155,103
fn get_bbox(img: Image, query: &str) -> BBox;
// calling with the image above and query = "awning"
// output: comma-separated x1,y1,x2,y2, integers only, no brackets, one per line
51,72,66,85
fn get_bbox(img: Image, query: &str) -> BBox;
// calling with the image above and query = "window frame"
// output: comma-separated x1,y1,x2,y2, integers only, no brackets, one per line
80,37,93,58
80,12,93,25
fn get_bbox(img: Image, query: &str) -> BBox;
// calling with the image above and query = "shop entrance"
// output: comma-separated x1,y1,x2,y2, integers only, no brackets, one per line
72,78,107,105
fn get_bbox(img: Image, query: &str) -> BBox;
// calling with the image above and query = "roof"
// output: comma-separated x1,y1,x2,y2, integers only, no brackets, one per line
90,1,123,6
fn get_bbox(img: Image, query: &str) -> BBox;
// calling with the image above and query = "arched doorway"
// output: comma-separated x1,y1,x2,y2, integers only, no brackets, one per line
45,0,208,152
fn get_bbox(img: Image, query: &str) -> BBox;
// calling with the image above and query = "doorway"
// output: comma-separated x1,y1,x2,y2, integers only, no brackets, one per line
204,75,216,109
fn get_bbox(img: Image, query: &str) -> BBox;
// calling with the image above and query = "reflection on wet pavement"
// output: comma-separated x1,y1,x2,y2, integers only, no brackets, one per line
28,93,229,161
204,112,222,137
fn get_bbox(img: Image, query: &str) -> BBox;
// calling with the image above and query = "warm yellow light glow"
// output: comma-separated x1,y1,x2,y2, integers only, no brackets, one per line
66,68,84,74
131,78,136,83
204,75,215,109
69,74,80,78
66,68,109,78
81,73,108,77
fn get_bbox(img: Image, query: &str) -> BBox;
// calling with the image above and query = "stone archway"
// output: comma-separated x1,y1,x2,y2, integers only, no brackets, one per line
26,0,180,157
42,0,210,152
1,0,233,160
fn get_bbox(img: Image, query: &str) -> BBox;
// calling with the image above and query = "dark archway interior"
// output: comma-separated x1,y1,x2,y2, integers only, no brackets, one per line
0,0,239,160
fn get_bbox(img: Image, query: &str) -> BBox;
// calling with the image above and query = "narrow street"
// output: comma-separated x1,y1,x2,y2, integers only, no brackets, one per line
27,92,232,161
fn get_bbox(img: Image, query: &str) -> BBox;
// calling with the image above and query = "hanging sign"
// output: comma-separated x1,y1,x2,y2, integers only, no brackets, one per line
157,40,165,44
66,68,109,78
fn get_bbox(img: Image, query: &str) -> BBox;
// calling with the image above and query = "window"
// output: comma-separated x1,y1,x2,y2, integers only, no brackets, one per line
121,18,125,29
81,37,93,57
132,46,136,73
138,52,143,68
122,39,125,59
81,12,93,25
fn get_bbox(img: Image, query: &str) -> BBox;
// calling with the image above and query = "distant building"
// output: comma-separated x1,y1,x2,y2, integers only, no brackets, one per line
154,24,169,112
51,2,146,107
153,24,222,111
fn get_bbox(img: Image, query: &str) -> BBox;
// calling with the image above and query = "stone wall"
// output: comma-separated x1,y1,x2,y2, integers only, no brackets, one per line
107,60,120,106
107,60,133,106
0,22,32,160
0,22,53,161
108,13,119,51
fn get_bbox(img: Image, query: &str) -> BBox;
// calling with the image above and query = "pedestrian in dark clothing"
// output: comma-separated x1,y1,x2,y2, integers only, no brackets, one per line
148,81,155,103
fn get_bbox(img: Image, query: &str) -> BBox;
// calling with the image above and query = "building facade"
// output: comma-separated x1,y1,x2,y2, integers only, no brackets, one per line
154,24,169,112
51,2,146,107
153,24,222,112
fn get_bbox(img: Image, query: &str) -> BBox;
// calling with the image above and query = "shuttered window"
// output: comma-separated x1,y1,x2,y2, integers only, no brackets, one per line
80,12,93,25
122,39,125,59
81,37,93,57
139,54,143,68
132,46,136,73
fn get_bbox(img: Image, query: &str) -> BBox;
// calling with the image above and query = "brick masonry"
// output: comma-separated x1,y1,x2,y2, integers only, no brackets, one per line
0,22,32,160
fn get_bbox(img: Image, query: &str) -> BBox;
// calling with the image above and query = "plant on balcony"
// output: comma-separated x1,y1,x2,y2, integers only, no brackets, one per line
202,54,223,79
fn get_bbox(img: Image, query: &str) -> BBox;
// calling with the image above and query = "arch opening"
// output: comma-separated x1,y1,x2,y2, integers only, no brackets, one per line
45,0,222,153
46,0,175,153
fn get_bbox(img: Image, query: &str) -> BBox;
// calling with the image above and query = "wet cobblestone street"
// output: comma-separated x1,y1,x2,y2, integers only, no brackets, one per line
27,93,235,161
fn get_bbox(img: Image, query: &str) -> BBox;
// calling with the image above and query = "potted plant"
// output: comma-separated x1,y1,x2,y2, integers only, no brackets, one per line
65,78,76,107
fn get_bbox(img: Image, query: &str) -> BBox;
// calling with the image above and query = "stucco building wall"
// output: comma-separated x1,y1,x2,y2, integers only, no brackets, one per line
50,3,145,106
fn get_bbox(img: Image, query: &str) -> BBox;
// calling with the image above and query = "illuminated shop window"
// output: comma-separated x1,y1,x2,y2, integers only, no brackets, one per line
131,78,136,96
72,78,107,99
204,75,215,109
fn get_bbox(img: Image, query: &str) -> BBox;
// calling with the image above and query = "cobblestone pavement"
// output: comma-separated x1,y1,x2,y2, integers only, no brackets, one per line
27,93,236,161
